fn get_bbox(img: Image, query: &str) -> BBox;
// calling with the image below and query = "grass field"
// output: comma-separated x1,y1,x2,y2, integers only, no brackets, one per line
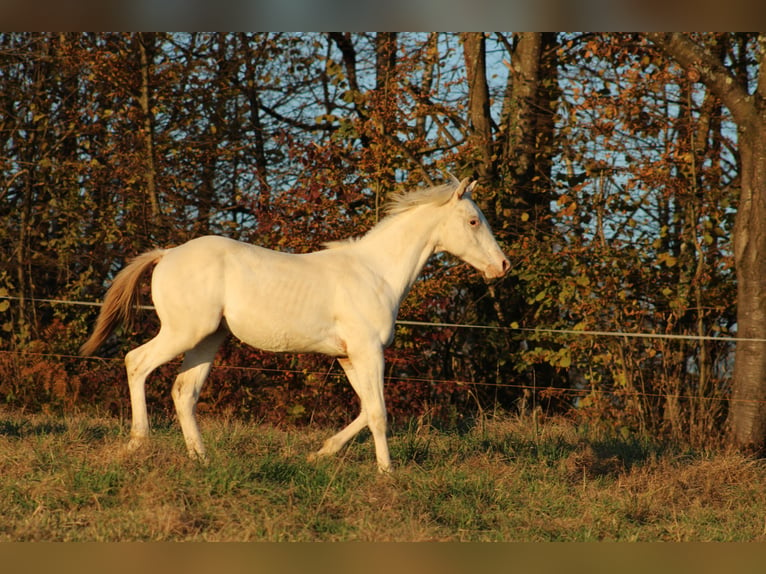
0,407,764,542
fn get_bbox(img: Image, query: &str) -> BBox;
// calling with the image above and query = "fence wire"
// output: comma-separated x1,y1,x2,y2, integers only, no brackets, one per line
0,294,762,406
3,294,763,343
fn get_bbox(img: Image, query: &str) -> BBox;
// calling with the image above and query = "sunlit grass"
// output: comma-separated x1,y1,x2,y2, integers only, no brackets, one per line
0,407,763,541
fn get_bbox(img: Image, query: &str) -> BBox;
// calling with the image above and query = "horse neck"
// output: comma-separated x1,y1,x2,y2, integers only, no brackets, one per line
356,206,441,301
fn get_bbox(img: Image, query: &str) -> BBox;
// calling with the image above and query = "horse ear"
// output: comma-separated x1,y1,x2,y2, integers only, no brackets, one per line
444,171,461,187
455,178,475,200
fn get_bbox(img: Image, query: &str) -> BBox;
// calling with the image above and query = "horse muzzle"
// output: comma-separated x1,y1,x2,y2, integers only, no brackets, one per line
484,257,510,279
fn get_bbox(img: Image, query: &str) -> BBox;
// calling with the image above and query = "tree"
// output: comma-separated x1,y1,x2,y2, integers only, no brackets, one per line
647,33,766,452
539,33,737,443
454,33,562,411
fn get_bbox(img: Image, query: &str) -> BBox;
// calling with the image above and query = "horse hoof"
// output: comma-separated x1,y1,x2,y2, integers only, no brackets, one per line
126,436,148,453
190,452,209,466
307,451,325,463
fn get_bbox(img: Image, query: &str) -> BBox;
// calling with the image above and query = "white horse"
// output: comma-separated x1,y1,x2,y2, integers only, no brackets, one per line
81,177,509,472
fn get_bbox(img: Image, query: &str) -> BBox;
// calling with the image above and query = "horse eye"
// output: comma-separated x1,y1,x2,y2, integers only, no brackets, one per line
469,218,480,227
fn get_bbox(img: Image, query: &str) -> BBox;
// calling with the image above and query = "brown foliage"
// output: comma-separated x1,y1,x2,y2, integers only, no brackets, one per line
0,33,755,446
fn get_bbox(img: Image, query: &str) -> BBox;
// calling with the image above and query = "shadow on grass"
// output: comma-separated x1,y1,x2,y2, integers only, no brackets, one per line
497,429,669,479
391,414,673,479
0,418,67,438
0,413,120,442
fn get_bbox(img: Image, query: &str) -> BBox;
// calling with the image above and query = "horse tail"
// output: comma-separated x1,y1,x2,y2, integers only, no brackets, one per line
80,249,166,356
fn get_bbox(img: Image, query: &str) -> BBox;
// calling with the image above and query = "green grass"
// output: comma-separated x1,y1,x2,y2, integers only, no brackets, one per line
0,407,764,541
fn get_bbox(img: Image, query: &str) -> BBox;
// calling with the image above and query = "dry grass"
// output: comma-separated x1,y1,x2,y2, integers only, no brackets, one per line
0,407,764,541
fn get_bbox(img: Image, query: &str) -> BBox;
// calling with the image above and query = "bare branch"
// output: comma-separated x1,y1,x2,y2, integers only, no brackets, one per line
646,33,756,128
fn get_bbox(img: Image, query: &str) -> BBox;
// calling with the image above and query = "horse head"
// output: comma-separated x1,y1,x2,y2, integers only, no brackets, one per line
437,178,510,280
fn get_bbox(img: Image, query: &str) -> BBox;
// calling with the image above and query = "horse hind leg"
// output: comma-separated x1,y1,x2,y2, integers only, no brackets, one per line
171,330,227,462
124,330,187,453
124,326,211,453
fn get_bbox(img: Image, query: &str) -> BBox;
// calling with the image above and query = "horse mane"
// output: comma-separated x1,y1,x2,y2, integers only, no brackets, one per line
383,179,458,216
322,237,359,249
322,178,461,250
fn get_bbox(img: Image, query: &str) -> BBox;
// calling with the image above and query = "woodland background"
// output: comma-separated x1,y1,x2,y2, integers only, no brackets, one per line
0,33,754,448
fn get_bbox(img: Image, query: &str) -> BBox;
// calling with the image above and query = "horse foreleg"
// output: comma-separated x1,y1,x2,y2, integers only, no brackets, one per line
310,409,367,461
366,381,391,474
171,330,226,462
310,358,366,460
327,351,391,473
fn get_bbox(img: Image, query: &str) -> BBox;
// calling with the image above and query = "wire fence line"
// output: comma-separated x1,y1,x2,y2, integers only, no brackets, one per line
2,294,764,343
0,344,754,409
1,294,763,406
0,347,752,406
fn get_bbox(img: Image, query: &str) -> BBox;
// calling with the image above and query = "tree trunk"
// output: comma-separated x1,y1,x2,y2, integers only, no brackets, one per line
461,32,495,183
375,33,397,101
496,32,558,237
501,32,542,181
241,35,272,216
137,33,160,232
648,33,766,452
374,32,398,191
729,117,766,451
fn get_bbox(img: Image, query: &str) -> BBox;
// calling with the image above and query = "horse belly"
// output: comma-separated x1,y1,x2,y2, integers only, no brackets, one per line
222,271,344,356
226,319,345,356
225,310,343,355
